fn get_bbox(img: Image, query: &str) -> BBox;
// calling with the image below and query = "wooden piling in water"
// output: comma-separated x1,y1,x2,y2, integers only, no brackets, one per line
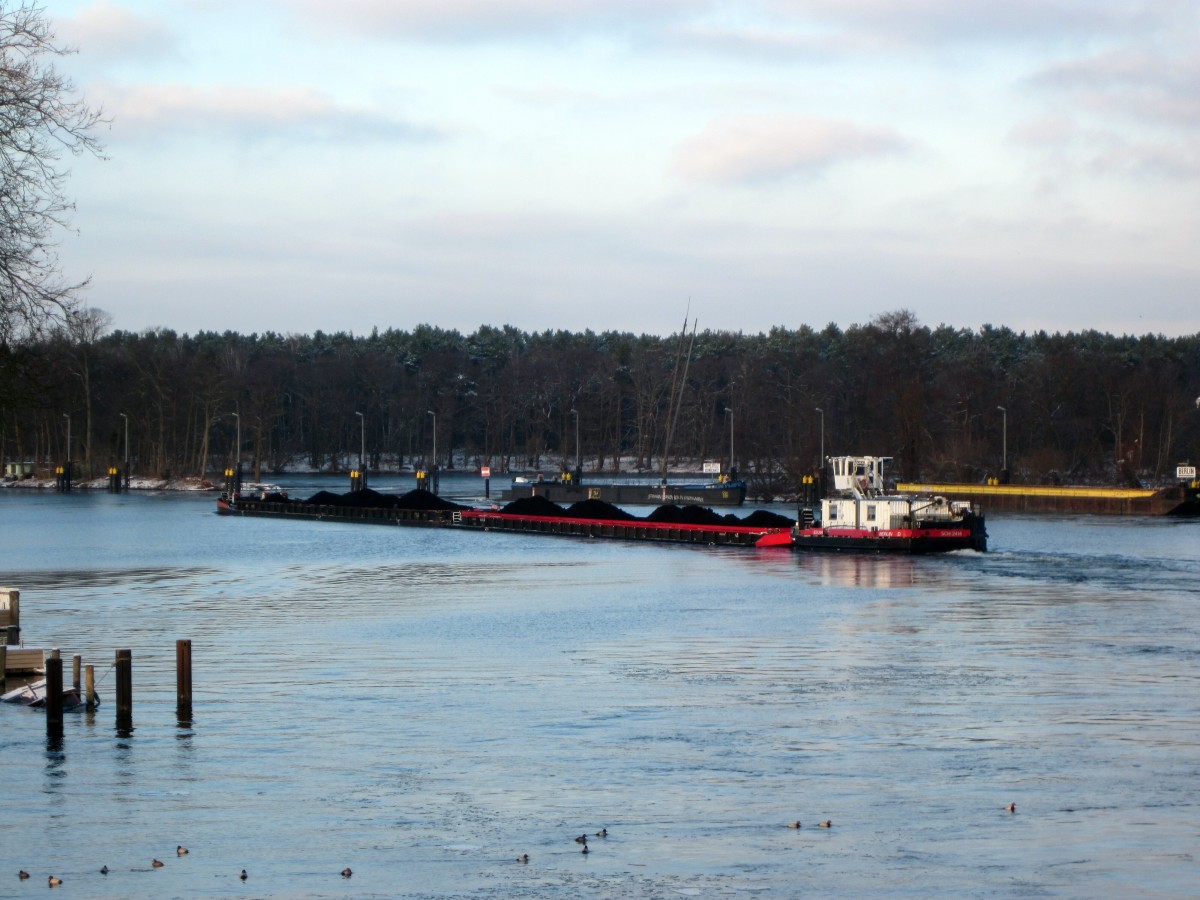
1,587,18,646
0,645,6,693
85,664,96,710
115,648,133,730
72,654,81,695
45,650,64,737
176,639,192,717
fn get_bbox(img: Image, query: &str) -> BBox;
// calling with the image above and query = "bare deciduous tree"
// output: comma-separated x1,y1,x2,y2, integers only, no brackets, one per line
1,1,105,343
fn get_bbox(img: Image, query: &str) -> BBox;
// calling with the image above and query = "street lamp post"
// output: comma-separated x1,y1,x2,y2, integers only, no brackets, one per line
997,406,1007,474
63,413,71,463
570,408,580,483
119,412,129,489
355,411,365,469
815,407,824,466
724,407,734,477
427,410,436,465
427,410,438,494
230,412,240,468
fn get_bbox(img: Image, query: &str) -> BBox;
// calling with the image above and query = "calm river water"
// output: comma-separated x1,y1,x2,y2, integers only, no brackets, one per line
1,476,1198,898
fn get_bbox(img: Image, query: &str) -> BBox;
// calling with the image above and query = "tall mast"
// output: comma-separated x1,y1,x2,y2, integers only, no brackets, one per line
661,313,696,481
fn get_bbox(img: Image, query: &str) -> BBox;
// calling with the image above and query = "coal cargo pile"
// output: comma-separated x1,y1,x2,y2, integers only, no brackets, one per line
565,499,637,521
300,488,463,511
301,488,393,507
740,510,795,528
502,495,566,517
303,490,345,506
394,489,463,511
339,488,397,508
646,504,728,526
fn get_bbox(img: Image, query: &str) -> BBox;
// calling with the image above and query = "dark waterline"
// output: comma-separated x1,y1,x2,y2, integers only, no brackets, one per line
1,484,1198,897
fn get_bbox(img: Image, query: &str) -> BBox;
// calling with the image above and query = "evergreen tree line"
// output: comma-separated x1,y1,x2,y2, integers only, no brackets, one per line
2,311,1198,497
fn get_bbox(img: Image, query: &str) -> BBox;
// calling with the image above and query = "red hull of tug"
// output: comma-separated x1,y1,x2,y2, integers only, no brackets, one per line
793,524,984,554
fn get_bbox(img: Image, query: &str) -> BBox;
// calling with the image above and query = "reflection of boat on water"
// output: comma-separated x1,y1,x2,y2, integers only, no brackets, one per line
797,553,919,588
500,475,747,507
793,456,987,554
1,678,86,709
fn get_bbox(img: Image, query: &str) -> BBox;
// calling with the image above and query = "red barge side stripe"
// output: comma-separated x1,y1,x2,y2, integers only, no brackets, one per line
459,510,782,535
795,527,972,540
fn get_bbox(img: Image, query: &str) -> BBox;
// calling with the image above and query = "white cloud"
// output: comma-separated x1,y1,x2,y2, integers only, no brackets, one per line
672,115,906,184
55,1,177,62
281,0,696,39
92,83,437,143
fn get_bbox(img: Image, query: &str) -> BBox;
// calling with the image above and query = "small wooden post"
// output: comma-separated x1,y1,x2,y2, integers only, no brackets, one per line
3,588,18,646
45,650,64,737
72,654,82,695
85,664,97,710
115,648,133,731
176,639,192,718
0,645,7,694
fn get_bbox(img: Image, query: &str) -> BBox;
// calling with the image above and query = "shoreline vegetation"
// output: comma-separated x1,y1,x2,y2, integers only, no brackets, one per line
4,315,1198,499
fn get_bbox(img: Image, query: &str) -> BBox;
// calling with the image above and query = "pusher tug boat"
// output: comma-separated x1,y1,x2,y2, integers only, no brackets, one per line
793,456,987,554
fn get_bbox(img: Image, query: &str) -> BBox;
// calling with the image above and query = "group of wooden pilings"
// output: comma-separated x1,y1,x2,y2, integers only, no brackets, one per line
9,640,194,739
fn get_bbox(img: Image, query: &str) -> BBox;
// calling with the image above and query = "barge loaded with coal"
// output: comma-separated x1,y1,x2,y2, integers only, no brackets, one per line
216,455,987,554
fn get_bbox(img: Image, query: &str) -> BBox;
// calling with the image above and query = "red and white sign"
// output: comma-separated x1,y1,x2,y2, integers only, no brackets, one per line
480,466,491,478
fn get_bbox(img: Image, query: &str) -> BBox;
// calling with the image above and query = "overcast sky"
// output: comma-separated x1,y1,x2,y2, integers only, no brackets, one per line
50,0,1198,339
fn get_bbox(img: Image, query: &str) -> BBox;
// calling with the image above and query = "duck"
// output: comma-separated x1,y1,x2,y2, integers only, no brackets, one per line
817,820,833,828
341,867,353,878
152,859,165,868
1006,802,1017,813
581,845,590,855
595,828,607,838
240,869,248,881
177,845,189,856
787,821,802,829
18,871,30,880
574,834,588,844
48,875,63,887
100,866,109,875
517,854,529,863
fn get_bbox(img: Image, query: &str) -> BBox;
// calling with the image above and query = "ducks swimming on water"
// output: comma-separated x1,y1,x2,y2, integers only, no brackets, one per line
341,867,353,878
18,871,30,880
152,859,165,868
177,845,189,856
240,869,248,881
574,834,588,844
48,875,63,887
517,854,529,864
595,828,607,838
787,821,802,829
1006,802,1017,813
817,820,833,828
100,866,109,875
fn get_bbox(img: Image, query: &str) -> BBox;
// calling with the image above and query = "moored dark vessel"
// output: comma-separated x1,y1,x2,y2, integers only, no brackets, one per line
894,475,1200,517
500,475,747,507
